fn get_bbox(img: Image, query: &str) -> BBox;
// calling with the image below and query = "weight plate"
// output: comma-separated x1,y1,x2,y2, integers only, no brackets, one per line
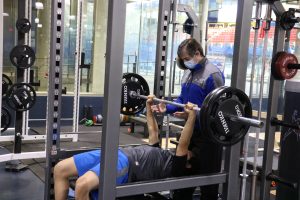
16,18,31,34
280,11,296,31
271,51,286,80
2,74,13,99
200,86,226,137
183,17,194,35
6,83,37,112
121,73,150,115
10,45,36,69
201,87,252,146
273,52,298,80
1,107,11,133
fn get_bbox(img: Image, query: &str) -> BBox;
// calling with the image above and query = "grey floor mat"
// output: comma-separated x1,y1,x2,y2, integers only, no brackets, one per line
0,148,44,200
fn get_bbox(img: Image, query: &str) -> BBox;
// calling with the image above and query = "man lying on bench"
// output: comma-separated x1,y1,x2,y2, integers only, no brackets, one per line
54,95,198,200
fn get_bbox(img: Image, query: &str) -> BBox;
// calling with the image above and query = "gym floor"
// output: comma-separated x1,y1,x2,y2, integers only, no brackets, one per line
0,125,276,200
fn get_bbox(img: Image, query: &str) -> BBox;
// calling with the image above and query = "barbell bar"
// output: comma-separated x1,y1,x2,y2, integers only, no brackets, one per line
130,91,263,128
271,117,300,130
130,91,201,111
121,73,264,146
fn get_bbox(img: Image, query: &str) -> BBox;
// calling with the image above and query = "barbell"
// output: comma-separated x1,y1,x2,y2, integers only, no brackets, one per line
130,89,262,128
121,73,264,146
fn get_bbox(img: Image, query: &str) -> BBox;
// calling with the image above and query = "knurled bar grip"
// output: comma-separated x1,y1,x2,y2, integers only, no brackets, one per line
133,92,201,111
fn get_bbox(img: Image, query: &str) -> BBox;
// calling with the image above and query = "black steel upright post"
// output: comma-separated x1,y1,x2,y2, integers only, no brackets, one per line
0,0,2,128
5,0,29,171
98,0,127,199
153,0,172,141
44,0,65,199
223,0,254,199
154,0,172,98
260,2,286,200
13,0,27,154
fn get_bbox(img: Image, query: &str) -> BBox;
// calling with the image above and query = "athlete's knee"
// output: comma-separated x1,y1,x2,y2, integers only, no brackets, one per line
75,176,91,195
54,160,68,178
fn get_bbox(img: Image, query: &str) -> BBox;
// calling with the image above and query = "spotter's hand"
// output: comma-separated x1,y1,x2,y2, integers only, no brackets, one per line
150,100,166,113
146,95,155,106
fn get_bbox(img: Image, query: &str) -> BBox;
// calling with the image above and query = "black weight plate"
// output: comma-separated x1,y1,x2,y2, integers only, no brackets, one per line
202,87,240,145
1,107,11,133
200,86,226,137
16,18,31,33
202,87,252,146
201,86,227,113
121,73,150,115
200,87,228,123
2,74,13,99
6,83,37,112
280,11,296,31
10,45,36,69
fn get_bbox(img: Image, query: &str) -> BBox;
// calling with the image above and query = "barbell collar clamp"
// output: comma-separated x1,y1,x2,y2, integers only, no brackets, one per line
226,115,264,128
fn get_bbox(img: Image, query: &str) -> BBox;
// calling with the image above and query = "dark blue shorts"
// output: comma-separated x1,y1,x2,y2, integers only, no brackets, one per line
73,149,129,200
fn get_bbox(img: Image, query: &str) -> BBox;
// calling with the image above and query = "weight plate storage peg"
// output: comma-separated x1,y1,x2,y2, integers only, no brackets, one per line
121,73,150,115
1,107,11,133
10,45,36,69
271,52,299,80
6,83,37,112
2,74,13,98
200,86,253,146
16,18,31,34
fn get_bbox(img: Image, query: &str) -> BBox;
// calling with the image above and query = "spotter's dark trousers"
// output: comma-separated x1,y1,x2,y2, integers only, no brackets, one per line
173,129,223,200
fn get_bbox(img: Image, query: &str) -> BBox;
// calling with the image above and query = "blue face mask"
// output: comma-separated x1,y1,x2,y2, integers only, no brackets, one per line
184,59,197,69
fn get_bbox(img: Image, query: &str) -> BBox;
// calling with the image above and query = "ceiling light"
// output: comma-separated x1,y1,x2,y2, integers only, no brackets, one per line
35,2,44,10
69,15,76,20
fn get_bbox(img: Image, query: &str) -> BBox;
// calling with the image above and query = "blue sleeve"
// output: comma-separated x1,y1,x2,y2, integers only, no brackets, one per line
205,72,225,95
166,92,183,114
